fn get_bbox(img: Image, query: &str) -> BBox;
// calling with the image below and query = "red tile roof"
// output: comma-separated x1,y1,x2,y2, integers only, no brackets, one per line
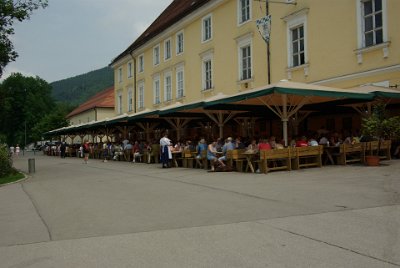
67,87,114,118
111,0,211,65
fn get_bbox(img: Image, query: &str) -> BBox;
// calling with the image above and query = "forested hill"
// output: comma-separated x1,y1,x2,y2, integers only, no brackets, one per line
51,66,114,106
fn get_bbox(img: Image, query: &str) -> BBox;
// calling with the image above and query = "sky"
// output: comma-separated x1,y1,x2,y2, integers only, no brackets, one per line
2,0,172,83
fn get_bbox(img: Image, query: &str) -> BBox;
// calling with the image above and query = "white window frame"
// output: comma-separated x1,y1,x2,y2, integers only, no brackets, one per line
176,65,184,99
153,75,161,105
127,87,133,112
117,91,123,114
356,0,387,49
138,80,145,110
176,31,184,55
153,44,160,66
118,67,123,83
237,35,253,81
237,0,251,25
284,9,308,68
138,54,144,73
201,51,214,91
164,38,172,61
202,14,213,43
127,62,133,78
290,25,305,68
164,71,172,102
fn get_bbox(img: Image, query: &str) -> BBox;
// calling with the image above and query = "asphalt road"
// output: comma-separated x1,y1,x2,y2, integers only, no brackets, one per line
1,152,399,267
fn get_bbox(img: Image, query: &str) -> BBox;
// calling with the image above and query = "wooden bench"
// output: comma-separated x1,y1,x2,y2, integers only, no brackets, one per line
226,149,246,172
260,148,291,173
181,149,195,168
293,146,323,169
336,143,366,165
367,140,391,160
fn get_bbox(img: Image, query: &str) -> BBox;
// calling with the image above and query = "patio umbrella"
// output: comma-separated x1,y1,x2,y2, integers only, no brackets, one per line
203,81,375,146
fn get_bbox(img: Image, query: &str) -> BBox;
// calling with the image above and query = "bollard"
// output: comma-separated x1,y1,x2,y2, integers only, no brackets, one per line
28,158,35,173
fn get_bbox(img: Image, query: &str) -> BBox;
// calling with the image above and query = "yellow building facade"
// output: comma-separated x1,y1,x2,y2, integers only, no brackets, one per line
111,0,399,122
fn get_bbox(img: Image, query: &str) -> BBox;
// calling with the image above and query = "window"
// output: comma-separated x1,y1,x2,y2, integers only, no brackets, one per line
176,66,184,99
241,45,251,80
117,91,122,114
291,25,305,67
138,81,144,109
164,39,171,60
127,62,132,78
153,45,160,65
153,75,161,105
118,68,123,83
176,31,184,54
202,15,212,42
237,34,252,81
201,52,213,90
362,0,383,47
238,0,251,24
127,88,133,112
283,8,308,69
164,72,172,102
138,54,144,73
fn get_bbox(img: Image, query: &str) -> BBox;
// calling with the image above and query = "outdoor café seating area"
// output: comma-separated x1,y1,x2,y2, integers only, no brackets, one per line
42,137,396,174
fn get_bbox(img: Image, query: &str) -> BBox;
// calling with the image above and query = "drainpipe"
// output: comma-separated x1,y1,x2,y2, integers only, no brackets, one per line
129,52,137,113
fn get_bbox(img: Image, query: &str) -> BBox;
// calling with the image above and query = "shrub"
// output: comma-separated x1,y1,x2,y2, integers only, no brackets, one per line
0,144,13,178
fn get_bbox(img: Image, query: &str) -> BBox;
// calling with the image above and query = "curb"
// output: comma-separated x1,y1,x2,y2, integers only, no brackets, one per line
0,171,29,187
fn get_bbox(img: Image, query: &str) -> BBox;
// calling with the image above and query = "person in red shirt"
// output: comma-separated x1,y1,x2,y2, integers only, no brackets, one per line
296,136,308,147
258,138,272,150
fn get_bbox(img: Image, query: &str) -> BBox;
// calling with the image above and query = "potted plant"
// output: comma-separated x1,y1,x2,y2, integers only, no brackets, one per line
361,102,400,166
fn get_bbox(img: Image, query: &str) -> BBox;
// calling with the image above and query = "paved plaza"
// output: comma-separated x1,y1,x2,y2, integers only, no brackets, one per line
0,152,399,267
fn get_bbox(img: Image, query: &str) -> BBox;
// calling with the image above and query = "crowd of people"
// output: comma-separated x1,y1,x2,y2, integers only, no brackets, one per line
39,127,400,169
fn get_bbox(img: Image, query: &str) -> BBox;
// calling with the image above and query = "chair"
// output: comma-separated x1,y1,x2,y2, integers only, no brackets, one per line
182,149,195,168
261,148,291,173
148,144,160,163
226,149,246,172
378,140,391,160
195,150,208,169
294,146,323,169
337,143,365,165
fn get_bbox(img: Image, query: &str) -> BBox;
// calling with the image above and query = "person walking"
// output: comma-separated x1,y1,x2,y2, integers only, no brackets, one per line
15,144,20,157
83,141,90,164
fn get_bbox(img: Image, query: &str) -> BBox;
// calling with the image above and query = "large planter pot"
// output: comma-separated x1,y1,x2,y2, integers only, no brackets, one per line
365,155,380,166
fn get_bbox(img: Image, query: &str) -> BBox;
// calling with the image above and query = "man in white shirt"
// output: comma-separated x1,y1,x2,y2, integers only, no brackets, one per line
160,133,172,168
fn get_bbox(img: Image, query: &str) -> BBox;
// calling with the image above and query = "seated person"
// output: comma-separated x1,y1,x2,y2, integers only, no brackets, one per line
196,138,207,167
246,139,259,153
258,138,271,151
113,143,123,160
296,136,308,147
132,141,142,162
218,137,235,162
207,141,225,171
308,137,319,146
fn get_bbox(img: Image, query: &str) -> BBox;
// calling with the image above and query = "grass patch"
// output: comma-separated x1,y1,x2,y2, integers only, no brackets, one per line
0,171,25,185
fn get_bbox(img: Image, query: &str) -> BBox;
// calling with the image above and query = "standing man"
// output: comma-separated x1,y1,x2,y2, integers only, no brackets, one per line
160,133,172,168
60,142,66,158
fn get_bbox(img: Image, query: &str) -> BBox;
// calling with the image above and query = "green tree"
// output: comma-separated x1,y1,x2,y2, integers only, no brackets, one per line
31,103,72,141
0,0,48,77
0,73,55,147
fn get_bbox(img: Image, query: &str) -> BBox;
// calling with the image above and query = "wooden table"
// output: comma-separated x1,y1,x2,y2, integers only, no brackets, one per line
171,151,182,167
242,151,258,173
323,146,338,165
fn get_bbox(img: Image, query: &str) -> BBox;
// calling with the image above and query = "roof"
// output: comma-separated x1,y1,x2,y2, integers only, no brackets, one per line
66,87,115,118
110,0,211,65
